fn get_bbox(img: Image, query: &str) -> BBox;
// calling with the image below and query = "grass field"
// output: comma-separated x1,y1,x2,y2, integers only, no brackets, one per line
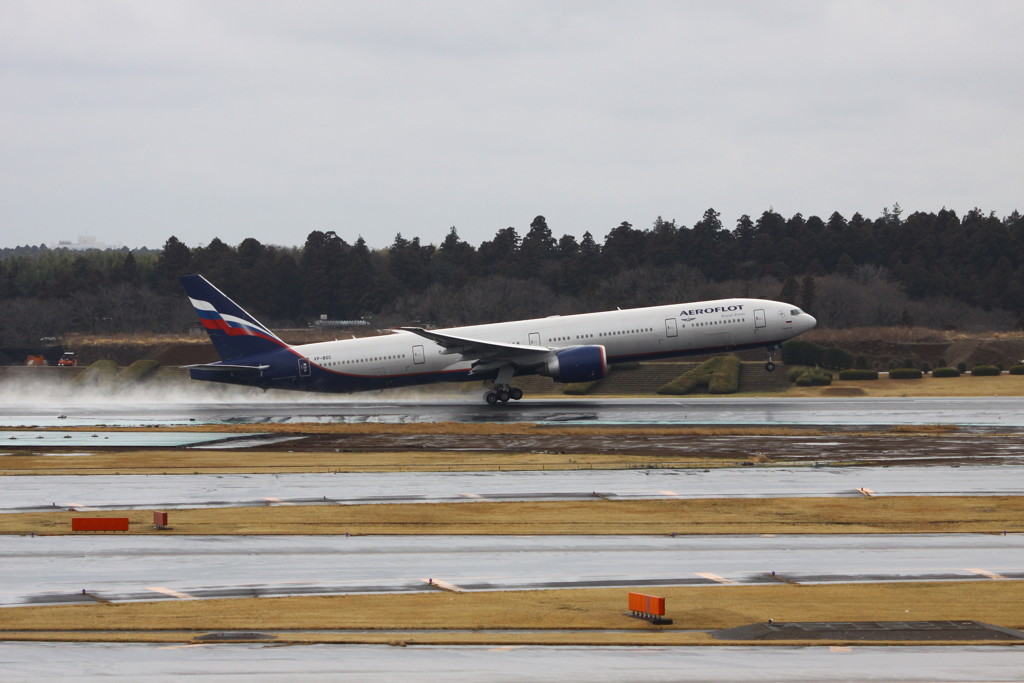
2,581,1021,646
4,496,1022,536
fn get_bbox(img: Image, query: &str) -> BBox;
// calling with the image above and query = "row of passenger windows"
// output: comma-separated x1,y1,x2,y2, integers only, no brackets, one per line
549,327,655,342
325,354,405,367
689,318,747,327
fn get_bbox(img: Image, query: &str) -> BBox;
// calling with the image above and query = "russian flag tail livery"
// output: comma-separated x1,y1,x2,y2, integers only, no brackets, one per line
180,274,288,361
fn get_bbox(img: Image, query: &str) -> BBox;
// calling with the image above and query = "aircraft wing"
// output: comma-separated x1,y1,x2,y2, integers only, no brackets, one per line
397,327,550,364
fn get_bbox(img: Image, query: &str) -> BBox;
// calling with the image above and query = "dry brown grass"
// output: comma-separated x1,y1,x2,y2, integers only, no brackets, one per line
888,424,961,433
2,581,1022,645
4,496,1022,536
0,449,747,476
805,327,1024,344
789,374,1024,397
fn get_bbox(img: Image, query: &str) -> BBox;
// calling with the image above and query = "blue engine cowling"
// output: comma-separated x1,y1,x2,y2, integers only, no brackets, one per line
544,345,608,383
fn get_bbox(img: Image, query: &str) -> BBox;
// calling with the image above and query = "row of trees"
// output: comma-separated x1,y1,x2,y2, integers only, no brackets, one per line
1,207,1021,346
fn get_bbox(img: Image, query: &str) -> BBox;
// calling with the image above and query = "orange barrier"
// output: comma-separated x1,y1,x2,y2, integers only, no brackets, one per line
72,517,129,532
628,592,666,616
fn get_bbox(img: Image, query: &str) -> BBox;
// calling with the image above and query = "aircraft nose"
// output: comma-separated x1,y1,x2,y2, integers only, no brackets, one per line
805,313,817,330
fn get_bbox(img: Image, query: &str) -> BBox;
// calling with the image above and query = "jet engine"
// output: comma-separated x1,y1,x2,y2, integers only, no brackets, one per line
543,345,608,383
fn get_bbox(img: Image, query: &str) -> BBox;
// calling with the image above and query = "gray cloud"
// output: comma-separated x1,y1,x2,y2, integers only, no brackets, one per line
2,0,1022,249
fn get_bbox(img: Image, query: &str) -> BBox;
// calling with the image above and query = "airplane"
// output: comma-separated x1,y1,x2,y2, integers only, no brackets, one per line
181,274,817,403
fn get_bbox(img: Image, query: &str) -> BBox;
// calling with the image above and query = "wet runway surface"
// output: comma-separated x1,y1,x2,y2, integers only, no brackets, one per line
3,534,1021,606
5,396,1024,429
3,395,1023,679
4,642,1023,682
2,465,1021,512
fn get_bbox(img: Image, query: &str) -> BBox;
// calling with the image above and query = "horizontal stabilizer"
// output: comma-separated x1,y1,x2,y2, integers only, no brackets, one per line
181,363,270,373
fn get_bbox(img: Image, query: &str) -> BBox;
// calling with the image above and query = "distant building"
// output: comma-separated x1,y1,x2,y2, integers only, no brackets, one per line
49,235,122,251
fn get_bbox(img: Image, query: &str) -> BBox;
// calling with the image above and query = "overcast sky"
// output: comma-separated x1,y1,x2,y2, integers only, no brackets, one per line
2,1,1022,250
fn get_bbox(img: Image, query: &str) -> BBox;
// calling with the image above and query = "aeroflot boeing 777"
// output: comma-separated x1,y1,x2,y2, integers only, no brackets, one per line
181,274,817,403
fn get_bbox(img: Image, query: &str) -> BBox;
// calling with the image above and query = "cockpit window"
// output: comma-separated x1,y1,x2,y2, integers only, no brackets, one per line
790,308,802,316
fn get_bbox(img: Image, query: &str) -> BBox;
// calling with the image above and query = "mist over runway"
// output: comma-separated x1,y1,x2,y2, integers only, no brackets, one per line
4,383,1024,429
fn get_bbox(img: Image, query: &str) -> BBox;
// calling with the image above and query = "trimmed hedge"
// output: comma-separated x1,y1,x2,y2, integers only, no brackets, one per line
970,365,1002,376
562,379,603,395
932,367,961,378
889,368,923,380
115,359,161,384
839,369,879,380
658,355,741,395
71,359,118,386
1009,365,1024,375
794,368,833,386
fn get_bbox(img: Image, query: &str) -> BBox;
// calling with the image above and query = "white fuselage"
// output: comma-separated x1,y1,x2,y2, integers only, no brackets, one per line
293,298,815,384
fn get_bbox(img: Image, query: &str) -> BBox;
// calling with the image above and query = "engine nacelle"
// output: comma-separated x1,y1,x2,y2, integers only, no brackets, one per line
544,345,608,384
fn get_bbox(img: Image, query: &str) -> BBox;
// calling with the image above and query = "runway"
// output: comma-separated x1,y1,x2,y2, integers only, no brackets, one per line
4,642,1024,682
1,465,1021,512
4,395,1024,429
2,395,1022,679
3,534,1021,606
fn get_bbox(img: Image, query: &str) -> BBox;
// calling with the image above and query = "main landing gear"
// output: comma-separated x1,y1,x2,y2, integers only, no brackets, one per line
765,343,780,372
485,385,524,404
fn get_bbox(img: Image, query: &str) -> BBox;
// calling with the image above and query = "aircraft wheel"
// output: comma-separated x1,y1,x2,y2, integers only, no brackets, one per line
497,389,510,403
509,387,524,401
765,361,776,372
485,391,499,405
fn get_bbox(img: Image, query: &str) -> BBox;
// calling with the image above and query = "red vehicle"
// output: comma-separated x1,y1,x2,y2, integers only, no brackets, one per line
57,351,78,367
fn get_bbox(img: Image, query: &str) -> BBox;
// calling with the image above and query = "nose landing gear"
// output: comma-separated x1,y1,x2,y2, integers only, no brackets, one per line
765,343,780,372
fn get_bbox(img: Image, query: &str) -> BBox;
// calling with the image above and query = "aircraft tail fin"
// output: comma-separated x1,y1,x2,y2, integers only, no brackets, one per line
180,274,289,361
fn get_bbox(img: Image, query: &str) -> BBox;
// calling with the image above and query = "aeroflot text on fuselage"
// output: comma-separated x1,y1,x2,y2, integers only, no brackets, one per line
679,305,745,316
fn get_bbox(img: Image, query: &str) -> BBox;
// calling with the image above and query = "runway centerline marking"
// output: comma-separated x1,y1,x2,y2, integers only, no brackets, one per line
148,586,196,599
967,568,1007,580
696,572,736,584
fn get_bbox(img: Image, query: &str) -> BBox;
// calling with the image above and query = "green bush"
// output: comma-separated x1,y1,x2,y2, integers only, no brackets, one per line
781,340,821,367
794,368,833,386
839,369,879,380
115,359,161,385
563,380,603,395
855,355,870,370
1009,365,1024,375
820,346,854,370
71,359,118,386
658,355,741,395
957,362,967,372
970,365,1002,376
889,368,923,380
932,367,961,377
